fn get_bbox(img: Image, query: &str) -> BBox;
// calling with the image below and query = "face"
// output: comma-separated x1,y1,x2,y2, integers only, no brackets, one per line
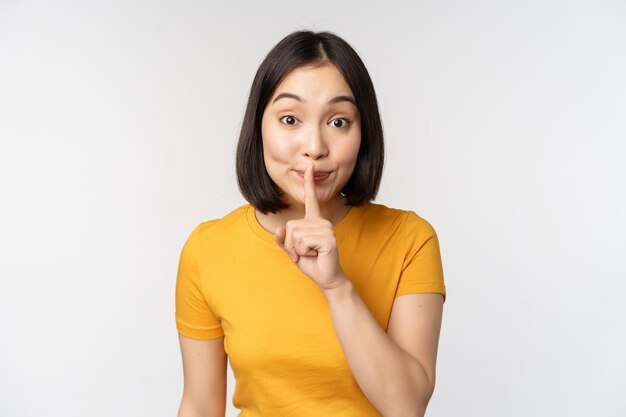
261,63,361,207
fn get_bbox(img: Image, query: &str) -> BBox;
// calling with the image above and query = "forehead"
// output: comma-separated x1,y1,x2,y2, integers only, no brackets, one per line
271,64,353,99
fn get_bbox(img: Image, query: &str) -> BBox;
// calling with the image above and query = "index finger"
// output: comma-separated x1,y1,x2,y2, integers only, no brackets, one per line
304,162,321,219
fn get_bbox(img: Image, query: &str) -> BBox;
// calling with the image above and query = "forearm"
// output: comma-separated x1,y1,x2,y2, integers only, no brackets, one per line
177,398,225,417
322,276,432,417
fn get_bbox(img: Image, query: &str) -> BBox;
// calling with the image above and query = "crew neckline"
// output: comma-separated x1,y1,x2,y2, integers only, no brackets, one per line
245,202,364,246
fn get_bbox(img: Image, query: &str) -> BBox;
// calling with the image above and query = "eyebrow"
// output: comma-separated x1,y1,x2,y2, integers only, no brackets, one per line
271,92,357,107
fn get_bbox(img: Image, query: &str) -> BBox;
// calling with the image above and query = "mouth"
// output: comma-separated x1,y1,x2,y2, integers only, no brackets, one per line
294,170,333,182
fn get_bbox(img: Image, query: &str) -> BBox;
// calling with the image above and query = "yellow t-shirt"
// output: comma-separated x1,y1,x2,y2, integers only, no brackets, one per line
175,201,446,417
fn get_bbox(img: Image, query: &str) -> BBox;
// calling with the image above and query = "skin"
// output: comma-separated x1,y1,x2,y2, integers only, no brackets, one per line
257,62,361,287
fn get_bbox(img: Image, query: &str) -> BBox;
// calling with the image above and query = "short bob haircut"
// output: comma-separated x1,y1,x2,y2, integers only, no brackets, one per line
236,30,385,214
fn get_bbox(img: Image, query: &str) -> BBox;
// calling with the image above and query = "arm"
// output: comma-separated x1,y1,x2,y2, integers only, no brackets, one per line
177,334,227,417
323,279,443,417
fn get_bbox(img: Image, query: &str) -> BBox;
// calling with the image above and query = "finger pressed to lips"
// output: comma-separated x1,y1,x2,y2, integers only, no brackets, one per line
304,163,321,219
280,163,325,263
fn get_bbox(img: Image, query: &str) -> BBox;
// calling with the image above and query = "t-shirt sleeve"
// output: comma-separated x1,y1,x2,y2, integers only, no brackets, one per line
395,211,447,303
175,226,224,339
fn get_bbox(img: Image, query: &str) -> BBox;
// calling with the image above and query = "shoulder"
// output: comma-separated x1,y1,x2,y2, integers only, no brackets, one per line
183,204,250,251
401,210,438,240
361,201,437,236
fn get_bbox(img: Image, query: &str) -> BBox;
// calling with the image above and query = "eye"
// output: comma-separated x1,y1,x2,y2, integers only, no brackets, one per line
329,118,351,128
279,115,300,126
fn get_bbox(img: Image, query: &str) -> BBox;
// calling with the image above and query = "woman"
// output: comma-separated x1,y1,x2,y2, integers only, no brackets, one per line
175,30,446,417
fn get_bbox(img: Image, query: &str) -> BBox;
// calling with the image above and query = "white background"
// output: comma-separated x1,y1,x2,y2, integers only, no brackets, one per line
1,1,625,416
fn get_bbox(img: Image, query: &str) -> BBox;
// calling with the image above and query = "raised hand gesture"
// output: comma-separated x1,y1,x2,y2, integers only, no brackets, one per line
273,162,346,291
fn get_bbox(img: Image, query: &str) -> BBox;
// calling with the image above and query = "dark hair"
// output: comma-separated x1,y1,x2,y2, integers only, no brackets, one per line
236,30,384,214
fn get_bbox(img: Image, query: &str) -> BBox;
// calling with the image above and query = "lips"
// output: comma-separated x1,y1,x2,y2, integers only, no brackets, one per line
294,170,332,180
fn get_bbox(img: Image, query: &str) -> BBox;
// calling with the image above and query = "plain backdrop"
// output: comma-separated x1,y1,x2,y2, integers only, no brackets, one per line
1,0,625,416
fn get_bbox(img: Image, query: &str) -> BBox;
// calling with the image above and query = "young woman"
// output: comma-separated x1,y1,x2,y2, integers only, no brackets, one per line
175,30,446,417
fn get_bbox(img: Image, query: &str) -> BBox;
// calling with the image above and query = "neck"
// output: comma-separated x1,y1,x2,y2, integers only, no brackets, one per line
255,194,351,234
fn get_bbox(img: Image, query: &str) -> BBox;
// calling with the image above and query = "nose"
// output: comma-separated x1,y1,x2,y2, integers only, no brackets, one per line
301,124,328,160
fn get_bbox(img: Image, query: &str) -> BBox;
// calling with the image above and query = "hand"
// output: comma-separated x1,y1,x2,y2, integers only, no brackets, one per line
273,162,347,291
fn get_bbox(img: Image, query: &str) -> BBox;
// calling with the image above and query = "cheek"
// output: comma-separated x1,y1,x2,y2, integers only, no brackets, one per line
261,120,297,167
263,136,297,165
335,134,361,165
